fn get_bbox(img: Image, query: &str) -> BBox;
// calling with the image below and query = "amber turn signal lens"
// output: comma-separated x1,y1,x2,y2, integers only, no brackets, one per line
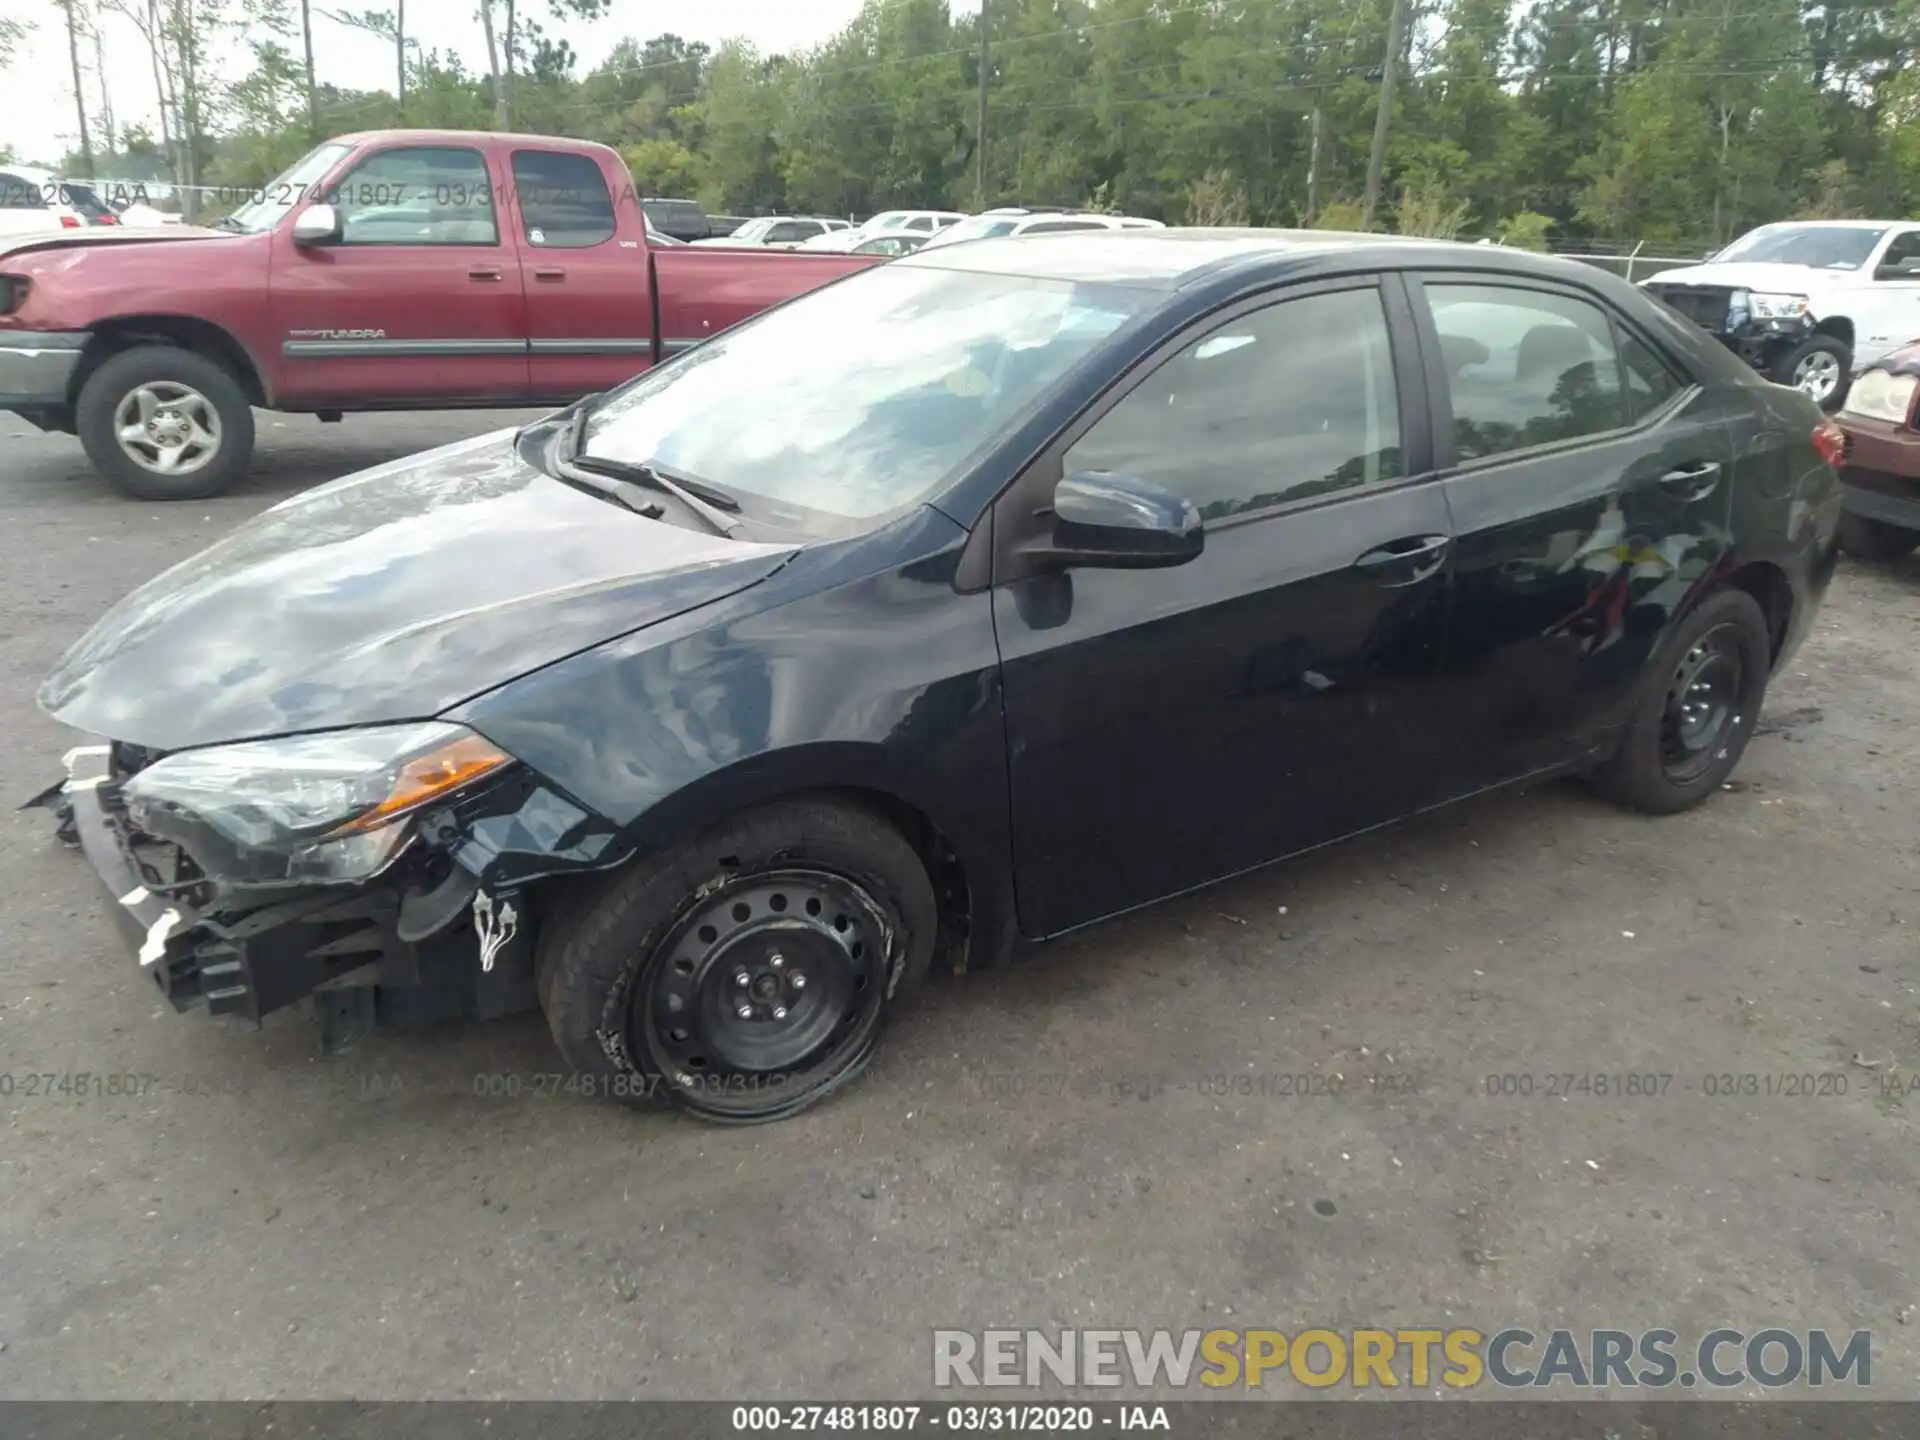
331,733,512,834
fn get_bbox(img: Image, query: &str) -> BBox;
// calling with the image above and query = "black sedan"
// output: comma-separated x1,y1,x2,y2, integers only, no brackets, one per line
32,230,1844,1123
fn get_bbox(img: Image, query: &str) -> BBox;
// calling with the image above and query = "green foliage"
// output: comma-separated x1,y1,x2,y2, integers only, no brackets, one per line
1312,200,1369,232
1495,210,1555,250
1395,180,1471,238
76,0,1920,245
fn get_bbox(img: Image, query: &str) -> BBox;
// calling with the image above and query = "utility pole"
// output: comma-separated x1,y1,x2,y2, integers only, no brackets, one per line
975,0,990,208
1305,105,1322,224
1361,0,1407,230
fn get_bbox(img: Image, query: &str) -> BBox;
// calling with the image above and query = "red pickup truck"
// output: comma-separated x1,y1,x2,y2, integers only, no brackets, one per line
0,130,877,499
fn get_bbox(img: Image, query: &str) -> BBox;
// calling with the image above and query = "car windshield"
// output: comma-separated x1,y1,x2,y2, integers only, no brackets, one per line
1715,224,1886,269
583,263,1148,523
59,181,115,221
222,142,353,234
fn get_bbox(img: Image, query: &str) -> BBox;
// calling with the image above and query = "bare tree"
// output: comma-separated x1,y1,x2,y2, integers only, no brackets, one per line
59,0,96,177
91,11,116,157
0,17,36,71
319,7,411,117
300,0,316,137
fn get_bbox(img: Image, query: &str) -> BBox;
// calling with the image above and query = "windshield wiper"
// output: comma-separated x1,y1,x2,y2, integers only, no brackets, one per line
212,215,249,233
563,405,742,537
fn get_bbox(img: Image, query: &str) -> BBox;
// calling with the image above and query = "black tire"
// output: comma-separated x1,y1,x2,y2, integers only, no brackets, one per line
1591,589,1772,815
76,345,255,500
1769,333,1852,412
538,796,938,1124
1838,512,1920,562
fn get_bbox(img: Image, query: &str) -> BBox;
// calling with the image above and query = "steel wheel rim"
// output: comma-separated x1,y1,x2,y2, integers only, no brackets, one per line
1660,624,1745,783
1792,350,1841,401
634,868,891,1115
112,381,222,475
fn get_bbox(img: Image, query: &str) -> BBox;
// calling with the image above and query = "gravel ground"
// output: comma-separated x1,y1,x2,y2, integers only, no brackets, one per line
0,410,1914,1401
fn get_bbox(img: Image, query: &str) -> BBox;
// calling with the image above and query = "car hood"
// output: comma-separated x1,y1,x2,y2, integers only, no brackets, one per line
1869,338,1920,377
0,225,233,261
38,428,799,751
1641,261,1855,293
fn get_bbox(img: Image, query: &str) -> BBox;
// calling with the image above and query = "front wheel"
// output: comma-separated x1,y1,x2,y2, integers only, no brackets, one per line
538,797,939,1123
1838,512,1920,562
1770,334,1852,412
1591,589,1772,815
75,345,256,500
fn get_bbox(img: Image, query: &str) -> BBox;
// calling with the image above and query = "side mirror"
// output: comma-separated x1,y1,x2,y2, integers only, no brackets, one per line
1033,471,1204,570
292,203,342,246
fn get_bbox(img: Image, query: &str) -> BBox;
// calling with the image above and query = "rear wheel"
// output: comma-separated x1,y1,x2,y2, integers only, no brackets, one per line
1838,512,1920,562
75,345,255,500
1591,589,1772,815
539,797,938,1123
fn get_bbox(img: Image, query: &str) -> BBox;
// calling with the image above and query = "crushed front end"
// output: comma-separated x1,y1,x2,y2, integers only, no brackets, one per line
31,728,633,1039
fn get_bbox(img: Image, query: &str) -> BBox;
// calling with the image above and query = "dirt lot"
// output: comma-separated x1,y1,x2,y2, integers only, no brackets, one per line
0,411,1914,1401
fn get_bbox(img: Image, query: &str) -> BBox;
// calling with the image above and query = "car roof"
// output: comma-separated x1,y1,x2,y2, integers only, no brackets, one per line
1739,218,1904,228
901,226,1590,290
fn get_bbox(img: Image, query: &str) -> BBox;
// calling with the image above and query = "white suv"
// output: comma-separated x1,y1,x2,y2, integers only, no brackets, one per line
0,165,89,243
1641,220,1920,410
920,209,1164,252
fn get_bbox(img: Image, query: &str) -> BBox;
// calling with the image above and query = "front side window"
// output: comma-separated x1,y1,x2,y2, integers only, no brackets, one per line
584,263,1150,523
1877,230,1920,276
767,221,819,244
1427,283,1628,461
1065,286,1403,522
333,146,497,246
512,150,614,248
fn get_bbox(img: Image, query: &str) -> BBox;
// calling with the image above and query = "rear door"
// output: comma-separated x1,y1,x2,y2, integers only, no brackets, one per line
270,140,528,405
1412,273,1739,793
510,147,655,398
993,276,1457,936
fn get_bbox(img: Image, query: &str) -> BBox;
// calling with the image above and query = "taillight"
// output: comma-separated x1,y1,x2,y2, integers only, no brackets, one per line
59,214,81,228
1811,417,1847,471
98,213,118,224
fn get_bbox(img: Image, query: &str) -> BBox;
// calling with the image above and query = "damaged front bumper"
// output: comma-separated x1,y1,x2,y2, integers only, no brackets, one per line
33,741,633,1031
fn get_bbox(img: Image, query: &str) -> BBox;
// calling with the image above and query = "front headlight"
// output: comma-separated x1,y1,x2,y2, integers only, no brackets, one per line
122,721,514,886
1746,291,1810,321
1842,369,1919,427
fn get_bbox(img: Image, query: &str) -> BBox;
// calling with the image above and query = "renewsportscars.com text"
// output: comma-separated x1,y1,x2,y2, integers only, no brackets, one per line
932,1327,1872,1390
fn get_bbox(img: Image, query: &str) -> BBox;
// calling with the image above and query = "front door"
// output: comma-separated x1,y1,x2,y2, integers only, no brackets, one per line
993,278,1457,937
1861,228,1920,368
271,142,528,406
1415,275,1739,792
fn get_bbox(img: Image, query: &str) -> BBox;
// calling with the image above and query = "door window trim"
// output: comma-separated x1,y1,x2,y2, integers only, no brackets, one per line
1407,270,1702,474
978,273,1433,588
327,143,500,248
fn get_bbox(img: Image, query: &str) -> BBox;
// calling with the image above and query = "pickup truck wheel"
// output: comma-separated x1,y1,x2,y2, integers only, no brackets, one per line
538,797,938,1124
1839,513,1920,561
1771,334,1851,411
76,346,255,500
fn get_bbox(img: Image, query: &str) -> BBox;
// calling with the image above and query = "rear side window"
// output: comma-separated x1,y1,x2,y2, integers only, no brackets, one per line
906,216,933,232
1066,285,1403,521
513,150,615,247
767,220,821,244
334,146,497,246
1427,283,1628,461
0,172,45,209
1620,331,1684,420
1023,220,1107,235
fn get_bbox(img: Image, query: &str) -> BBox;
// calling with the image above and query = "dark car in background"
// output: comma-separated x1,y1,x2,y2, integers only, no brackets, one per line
34,230,1843,1125
640,196,711,241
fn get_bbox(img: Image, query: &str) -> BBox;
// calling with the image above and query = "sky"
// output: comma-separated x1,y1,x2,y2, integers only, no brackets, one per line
0,0,888,167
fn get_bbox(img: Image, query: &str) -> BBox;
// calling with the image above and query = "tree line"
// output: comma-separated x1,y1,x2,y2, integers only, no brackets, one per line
8,0,1920,253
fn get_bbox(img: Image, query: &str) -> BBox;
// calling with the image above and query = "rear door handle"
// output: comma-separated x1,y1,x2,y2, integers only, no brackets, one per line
1353,534,1451,584
533,266,567,282
467,265,504,281
1659,460,1722,501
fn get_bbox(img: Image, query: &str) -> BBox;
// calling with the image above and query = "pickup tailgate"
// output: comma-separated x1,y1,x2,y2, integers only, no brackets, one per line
651,248,880,357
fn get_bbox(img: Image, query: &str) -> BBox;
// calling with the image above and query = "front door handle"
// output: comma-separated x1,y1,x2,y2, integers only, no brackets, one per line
467,265,504,281
1353,534,1451,585
533,266,567,282
1659,460,1722,501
